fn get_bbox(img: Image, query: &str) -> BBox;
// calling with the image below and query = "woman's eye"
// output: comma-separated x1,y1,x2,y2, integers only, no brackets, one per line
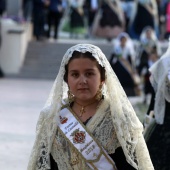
86,72,94,76
71,73,79,77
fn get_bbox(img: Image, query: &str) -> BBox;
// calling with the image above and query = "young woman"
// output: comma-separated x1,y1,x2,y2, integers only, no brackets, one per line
27,44,154,170
109,32,140,96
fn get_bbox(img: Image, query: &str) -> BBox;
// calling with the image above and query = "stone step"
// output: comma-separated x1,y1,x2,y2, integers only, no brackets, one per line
14,39,169,80
16,40,113,79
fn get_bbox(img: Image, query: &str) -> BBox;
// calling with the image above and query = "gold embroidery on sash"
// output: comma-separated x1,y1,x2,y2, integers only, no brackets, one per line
58,107,117,169
71,128,86,144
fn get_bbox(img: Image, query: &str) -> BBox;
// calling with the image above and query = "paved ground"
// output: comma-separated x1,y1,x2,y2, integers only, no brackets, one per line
0,78,53,170
0,77,148,170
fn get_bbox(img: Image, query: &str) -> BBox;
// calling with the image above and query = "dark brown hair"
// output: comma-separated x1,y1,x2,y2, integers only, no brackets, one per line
64,51,106,82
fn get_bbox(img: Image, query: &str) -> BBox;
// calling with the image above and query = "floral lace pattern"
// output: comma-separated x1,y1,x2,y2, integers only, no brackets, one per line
87,99,120,154
36,143,49,169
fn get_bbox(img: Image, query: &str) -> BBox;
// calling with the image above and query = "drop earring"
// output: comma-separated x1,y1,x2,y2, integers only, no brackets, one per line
95,84,103,101
67,90,74,104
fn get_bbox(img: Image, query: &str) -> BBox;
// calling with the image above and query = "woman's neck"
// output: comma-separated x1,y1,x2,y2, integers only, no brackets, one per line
71,99,101,122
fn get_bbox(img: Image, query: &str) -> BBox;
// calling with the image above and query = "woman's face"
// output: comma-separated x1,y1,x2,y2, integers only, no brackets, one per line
146,29,152,39
120,37,127,47
67,57,103,102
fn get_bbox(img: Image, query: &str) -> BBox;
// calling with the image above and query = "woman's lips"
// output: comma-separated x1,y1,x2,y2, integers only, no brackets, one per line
78,88,88,91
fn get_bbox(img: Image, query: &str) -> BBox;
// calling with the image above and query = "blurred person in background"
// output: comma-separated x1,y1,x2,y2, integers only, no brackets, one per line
68,0,85,38
32,0,50,41
129,0,159,40
121,0,135,34
109,32,140,96
155,0,166,40
0,0,6,16
144,41,170,170
22,0,33,21
84,0,99,38
92,0,125,41
164,0,170,39
47,0,65,40
0,0,6,78
137,26,161,103
137,26,161,75
140,49,159,104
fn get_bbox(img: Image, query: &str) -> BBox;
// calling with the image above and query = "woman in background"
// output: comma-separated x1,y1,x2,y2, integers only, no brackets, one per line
129,0,159,40
109,32,140,96
68,0,85,38
137,26,161,102
145,40,170,170
92,0,125,41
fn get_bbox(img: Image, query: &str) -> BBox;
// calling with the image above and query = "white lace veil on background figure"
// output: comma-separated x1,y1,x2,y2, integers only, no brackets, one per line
140,26,162,56
112,32,136,65
27,44,153,170
149,40,170,124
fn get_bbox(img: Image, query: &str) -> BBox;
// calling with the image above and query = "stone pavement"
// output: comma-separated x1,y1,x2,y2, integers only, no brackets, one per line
0,78,53,170
0,77,148,170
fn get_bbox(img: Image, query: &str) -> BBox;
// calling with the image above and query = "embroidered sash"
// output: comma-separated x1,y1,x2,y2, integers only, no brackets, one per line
58,107,117,170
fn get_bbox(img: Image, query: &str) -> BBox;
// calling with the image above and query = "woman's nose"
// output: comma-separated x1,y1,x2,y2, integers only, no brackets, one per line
79,75,87,84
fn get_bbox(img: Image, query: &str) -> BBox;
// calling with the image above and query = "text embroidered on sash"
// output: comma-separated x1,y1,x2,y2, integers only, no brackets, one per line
58,108,117,170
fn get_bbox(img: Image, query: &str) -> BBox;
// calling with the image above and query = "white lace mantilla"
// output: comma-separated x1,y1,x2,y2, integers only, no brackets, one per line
27,44,154,170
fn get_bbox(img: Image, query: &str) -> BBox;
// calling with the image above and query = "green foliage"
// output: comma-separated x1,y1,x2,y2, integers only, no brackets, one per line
62,20,86,34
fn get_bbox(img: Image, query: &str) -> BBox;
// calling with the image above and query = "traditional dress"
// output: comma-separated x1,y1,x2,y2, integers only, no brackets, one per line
27,44,154,170
49,99,136,169
109,32,139,96
146,41,170,170
92,0,125,40
129,0,159,40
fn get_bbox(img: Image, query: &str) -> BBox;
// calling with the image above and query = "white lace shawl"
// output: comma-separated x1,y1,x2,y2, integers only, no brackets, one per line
27,44,154,170
149,42,170,124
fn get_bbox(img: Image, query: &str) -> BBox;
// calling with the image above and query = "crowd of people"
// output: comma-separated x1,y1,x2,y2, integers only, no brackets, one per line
0,0,169,41
13,0,170,41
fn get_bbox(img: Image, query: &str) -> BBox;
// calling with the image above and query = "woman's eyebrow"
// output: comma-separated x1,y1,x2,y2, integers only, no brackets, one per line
69,69,96,72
